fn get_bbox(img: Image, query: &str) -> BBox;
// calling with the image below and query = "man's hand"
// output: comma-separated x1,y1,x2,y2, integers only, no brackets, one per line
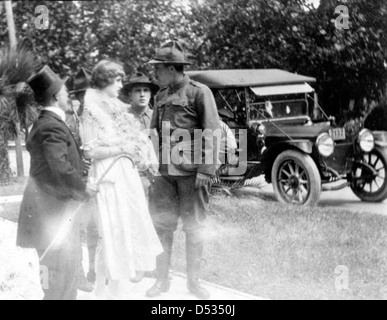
86,182,99,199
195,172,212,189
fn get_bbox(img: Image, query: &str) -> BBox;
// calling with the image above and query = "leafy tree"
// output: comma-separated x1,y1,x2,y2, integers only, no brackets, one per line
188,0,387,119
0,0,192,77
80,0,193,75
1,0,386,135
0,45,38,184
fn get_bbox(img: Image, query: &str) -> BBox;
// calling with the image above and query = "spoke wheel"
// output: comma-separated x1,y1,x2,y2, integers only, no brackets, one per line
272,150,321,206
351,148,387,202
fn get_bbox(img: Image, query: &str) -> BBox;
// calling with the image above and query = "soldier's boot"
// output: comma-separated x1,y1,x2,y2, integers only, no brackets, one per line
186,234,210,300
146,229,174,298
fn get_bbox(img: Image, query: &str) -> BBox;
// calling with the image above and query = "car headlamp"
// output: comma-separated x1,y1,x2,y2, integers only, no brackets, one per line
317,133,335,157
258,124,266,136
359,129,374,153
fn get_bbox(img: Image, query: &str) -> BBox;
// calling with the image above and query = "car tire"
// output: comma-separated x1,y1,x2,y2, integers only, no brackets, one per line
351,148,387,203
272,150,322,206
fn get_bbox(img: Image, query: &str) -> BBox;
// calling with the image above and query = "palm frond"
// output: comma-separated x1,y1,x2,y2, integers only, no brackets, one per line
0,44,40,138
0,44,40,86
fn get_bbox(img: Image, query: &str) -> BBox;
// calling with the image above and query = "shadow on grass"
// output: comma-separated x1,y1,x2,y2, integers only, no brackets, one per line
171,194,387,300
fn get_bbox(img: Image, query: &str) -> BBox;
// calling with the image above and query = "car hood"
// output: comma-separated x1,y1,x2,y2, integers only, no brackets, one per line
265,123,332,139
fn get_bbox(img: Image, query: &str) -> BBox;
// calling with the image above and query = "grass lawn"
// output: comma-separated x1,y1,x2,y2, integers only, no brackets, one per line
1,178,386,300
172,194,387,300
0,177,28,197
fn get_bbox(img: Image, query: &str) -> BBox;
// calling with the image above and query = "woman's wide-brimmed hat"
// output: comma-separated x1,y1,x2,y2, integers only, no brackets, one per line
69,67,92,94
123,72,160,95
27,65,67,104
149,41,192,66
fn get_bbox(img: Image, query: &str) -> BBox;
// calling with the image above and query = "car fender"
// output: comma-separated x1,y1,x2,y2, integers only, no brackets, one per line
262,140,313,162
373,131,387,149
261,140,314,183
285,140,313,154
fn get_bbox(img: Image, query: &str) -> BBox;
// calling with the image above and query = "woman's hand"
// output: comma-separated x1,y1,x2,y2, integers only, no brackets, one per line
122,144,139,156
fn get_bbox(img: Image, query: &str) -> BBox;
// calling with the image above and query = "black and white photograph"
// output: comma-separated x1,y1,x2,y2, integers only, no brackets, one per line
0,0,386,303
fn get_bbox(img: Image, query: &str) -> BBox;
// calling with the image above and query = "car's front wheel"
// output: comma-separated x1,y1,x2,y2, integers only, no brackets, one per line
272,150,322,206
351,148,387,202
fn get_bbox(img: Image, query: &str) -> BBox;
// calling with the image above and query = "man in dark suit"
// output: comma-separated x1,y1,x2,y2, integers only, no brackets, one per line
17,66,98,300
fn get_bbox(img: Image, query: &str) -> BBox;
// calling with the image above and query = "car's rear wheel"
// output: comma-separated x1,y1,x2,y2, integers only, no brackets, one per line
272,150,322,206
351,148,387,202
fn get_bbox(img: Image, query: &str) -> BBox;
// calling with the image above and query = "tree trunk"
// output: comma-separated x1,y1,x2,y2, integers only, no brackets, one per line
5,1,17,49
14,119,25,177
5,1,24,177
0,128,12,185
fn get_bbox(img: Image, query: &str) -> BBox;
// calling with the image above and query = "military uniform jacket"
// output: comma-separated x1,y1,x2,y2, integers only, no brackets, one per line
17,110,87,249
151,76,221,176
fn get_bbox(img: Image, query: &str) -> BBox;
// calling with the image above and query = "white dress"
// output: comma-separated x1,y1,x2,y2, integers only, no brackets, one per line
80,89,162,298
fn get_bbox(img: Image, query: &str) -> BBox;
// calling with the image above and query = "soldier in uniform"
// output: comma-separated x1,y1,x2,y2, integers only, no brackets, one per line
122,72,160,199
67,68,99,290
66,67,92,141
146,41,221,300
122,72,160,283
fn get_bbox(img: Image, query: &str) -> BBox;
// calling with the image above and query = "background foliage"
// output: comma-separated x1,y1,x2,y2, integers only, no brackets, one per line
0,0,386,117
0,0,386,181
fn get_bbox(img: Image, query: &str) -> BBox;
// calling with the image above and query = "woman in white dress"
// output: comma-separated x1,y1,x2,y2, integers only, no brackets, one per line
80,60,163,299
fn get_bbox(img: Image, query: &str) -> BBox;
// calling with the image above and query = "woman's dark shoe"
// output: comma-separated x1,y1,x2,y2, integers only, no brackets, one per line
146,279,171,298
187,280,210,300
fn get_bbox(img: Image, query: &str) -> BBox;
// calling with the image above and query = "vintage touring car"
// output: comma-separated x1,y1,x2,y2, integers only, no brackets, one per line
187,69,387,206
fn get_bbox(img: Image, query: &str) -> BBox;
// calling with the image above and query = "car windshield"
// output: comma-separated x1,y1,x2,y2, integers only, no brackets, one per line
213,89,247,126
213,88,315,125
249,94,309,120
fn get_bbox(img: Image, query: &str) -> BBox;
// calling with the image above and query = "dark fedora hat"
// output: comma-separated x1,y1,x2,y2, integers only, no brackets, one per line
123,72,160,95
69,67,91,94
149,40,192,65
27,65,67,104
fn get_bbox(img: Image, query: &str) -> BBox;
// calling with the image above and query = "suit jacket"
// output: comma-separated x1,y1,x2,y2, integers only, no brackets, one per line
17,110,87,249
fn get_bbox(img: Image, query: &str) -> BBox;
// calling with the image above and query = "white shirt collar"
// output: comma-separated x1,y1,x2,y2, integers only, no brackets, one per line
43,107,66,122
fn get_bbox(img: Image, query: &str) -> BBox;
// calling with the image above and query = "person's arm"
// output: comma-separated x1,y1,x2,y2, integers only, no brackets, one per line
83,144,136,160
80,109,137,160
41,123,87,196
195,85,221,177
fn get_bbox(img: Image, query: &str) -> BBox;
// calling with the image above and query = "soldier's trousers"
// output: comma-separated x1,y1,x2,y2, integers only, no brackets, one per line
149,175,209,237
